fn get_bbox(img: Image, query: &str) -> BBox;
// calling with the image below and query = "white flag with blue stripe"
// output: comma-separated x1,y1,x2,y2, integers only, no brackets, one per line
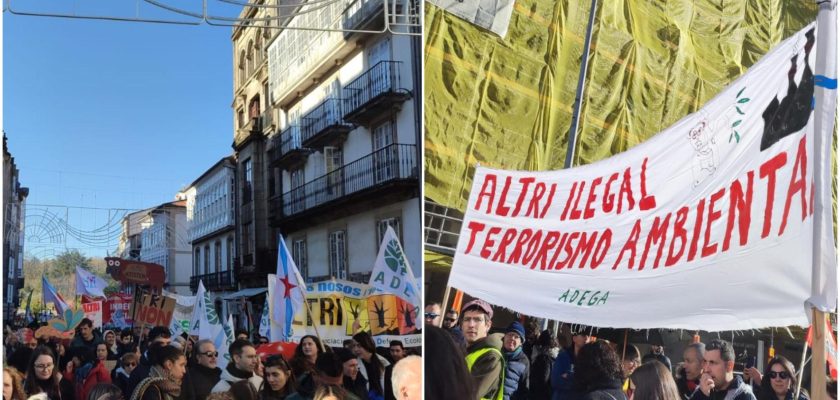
272,236,306,341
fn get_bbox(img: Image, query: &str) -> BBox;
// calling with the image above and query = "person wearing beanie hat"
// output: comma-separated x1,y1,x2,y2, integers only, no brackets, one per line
502,322,530,400
461,299,505,400
336,347,368,400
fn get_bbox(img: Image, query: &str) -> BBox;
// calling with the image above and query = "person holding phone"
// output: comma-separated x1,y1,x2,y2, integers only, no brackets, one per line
691,340,756,400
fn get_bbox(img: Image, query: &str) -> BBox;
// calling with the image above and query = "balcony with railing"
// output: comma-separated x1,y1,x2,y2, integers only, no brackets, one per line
301,98,354,149
274,143,418,230
234,116,264,148
269,125,309,168
190,270,236,293
343,61,411,125
341,0,386,34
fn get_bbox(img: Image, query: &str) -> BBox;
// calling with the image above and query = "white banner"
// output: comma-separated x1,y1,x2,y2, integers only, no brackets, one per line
450,23,837,331
82,301,103,328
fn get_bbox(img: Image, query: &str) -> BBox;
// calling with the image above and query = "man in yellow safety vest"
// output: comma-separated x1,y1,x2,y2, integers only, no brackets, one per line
462,299,505,400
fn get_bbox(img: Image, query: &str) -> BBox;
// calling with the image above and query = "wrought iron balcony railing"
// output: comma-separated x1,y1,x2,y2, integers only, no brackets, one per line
301,98,353,148
343,61,410,124
281,143,417,216
190,270,236,293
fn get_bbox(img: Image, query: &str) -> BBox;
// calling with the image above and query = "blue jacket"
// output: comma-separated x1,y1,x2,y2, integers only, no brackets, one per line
503,348,530,400
550,347,576,400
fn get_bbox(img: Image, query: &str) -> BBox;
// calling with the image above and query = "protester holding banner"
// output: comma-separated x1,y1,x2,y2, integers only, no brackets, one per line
23,346,75,400
752,356,809,400
629,361,681,400
260,354,297,400
290,336,325,379
352,331,390,400
691,340,755,400
181,339,222,400
130,345,186,400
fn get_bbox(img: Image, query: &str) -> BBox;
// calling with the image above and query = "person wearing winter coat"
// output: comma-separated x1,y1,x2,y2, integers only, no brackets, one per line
210,339,264,393
502,322,529,400
114,352,139,399
569,340,626,400
180,340,222,400
551,329,591,400
130,345,187,400
530,331,560,400
73,346,112,400
690,340,756,400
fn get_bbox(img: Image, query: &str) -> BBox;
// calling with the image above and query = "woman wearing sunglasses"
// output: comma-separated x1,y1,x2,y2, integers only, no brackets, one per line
755,356,809,400
260,355,297,400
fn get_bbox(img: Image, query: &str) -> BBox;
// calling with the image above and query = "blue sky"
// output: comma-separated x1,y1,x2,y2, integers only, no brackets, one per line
5,10,236,257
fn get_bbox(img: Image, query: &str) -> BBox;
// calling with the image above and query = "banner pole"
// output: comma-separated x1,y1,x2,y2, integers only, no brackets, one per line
438,285,452,328
621,329,628,363
810,308,827,399
302,298,327,353
795,314,812,400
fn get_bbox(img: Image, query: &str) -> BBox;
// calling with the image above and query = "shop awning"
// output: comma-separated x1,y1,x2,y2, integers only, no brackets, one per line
221,287,268,300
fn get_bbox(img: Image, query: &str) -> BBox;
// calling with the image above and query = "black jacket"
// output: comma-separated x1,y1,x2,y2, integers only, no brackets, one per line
689,375,756,400
180,364,222,400
530,346,558,400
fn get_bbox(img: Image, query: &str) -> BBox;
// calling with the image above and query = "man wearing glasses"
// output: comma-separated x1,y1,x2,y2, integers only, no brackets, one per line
212,339,263,393
462,299,504,400
181,339,222,400
443,309,459,330
424,303,442,326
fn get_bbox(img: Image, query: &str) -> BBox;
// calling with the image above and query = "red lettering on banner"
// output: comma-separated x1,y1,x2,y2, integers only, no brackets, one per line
570,181,585,220
492,229,518,262
465,221,486,254
556,232,580,269
590,229,612,268
540,184,557,218
474,174,498,213
507,229,533,264
666,207,689,267
809,180,815,216
687,199,705,262
583,177,603,219
759,152,787,238
561,181,577,220
779,136,808,236
641,213,671,270
522,231,544,265
639,157,657,210
702,188,726,258
496,176,513,216
723,172,754,252
526,183,547,218
603,173,619,213
512,177,534,217
618,168,635,214
547,233,570,270
613,219,641,270
531,231,561,270
569,231,598,268
480,227,502,258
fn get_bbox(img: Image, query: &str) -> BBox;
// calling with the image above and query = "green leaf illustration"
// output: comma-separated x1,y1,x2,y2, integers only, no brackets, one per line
734,131,741,142
204,292,219,325
732,120,742,128
736,106,745,115
738,98,750,103
384,239,408,276
736,87,746,97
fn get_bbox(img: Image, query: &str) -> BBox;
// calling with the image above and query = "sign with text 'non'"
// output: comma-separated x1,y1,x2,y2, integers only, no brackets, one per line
450,23,836,331
133,293,176,330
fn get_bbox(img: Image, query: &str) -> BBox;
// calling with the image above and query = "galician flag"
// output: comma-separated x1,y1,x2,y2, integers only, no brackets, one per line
272,236,306,341
42,275,70,317
368,227,421,325
189,280,224,340
75,266,108,298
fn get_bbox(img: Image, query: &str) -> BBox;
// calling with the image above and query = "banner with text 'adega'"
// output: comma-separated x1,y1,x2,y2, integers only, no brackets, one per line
449,22,837,332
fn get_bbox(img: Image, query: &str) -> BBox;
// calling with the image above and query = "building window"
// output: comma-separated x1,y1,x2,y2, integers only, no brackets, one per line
292,237,308,280
243,222,254,256
239,51,246,86
242,158,253,204
325,147,343,196
289,168,305,214
328,230,347,279
376,217,402,246
204,245,210,274
373,120,396,183
227,236,234,272
215,241,222,274
194,248,200,277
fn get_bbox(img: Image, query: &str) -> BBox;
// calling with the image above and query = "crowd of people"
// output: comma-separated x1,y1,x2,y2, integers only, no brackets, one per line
2,319,421,400
424,299,837,400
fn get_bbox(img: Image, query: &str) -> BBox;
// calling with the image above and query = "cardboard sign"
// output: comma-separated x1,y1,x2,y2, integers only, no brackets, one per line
133,293,176,330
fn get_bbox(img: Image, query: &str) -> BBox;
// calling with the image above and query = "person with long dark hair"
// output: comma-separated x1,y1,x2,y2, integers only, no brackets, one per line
571,340,626,399
629,361,680,400
74,345,112,400
130,346,187,400
424,325,476,400
352,332,390,399
86,383,125,400
23,345,75,400
260,354,297,400
230,380,260,400
751,356,808,400
290,336,325,379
